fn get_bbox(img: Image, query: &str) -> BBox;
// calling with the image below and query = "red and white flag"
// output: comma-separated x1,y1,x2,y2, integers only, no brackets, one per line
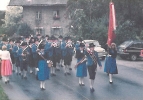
107,2,116,46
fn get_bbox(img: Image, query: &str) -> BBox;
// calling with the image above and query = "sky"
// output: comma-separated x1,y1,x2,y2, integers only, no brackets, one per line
0,0,10,10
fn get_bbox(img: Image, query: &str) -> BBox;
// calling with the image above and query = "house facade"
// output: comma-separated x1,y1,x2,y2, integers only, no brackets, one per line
9,0,70,36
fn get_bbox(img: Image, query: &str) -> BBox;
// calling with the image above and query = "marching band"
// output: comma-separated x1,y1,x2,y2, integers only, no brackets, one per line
0,34,106,93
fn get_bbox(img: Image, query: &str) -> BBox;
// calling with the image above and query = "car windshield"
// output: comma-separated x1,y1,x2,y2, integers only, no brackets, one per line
85,41,100,47
120,41,132,47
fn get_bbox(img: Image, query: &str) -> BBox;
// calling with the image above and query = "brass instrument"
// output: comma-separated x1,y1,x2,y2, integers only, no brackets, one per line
38,51,53,67
22,45,29,61
66,41,73,48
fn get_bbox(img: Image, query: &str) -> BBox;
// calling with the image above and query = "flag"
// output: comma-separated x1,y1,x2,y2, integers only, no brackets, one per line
107,2,116,46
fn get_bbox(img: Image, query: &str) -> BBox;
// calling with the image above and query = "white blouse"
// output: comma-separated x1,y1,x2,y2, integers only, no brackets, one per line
0,50,11,60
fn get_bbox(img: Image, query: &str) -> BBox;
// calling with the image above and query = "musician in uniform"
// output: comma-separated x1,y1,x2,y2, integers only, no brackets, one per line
36,43,50,90
12,39,21,75
28,37,35,74
18,42,28,79
75,37,83,51
75,43,87,86
59,35,64,67
48,36,57,76
37,34,41,41
31,37,39,75
85,43,102,92
62,37,74,76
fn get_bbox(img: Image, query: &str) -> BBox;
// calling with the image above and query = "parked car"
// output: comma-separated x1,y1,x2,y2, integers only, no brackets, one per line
83,40,107,60
117,40,143,61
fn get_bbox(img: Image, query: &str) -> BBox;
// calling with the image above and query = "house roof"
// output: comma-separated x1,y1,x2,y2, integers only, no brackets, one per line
9,0,68,6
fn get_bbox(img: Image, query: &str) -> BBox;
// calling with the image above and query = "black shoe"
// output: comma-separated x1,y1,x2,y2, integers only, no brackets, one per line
7,80,10,83
81,83,85,86
67,72,71,75
109,81,113,84
69,68,72,70
24,77,27,79
51,73,54,76
61,65,63,67
5,81,7,84
19,73,21,75
0,76,2,79
79,83,82,86
90,88,95,93
53,73,56,76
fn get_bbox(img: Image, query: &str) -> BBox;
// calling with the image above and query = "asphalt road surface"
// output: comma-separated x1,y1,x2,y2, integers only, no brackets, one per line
0,57,143,100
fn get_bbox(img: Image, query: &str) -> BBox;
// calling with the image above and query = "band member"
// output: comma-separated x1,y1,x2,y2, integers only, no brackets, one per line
75,37,83,51
0,45,12,84
37,34,41,41
62,37,74,76
12,39,21,75
36,44,50,90
59,35,64,67
75,43,87,86
7,39,15,72
85,43,102,92
48,36,57,76
18,42,28,79
28,37,35,74
32,37,39,75
104,43,118,83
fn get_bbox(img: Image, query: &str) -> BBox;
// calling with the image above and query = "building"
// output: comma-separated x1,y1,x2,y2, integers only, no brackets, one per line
9,0,69,36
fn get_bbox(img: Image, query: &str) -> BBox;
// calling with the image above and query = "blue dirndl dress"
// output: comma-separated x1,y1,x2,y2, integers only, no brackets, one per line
104,55,118,74
76,59,87,77
37,58,50,81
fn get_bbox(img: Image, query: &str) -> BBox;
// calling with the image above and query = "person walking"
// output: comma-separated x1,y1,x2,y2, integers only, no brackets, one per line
85,43,102,92
0,45,12,84
104,43,118,84
75,43,87,86
36,44,50,90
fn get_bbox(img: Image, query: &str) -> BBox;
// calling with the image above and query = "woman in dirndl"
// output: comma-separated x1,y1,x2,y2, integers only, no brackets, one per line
0,45,12,84
104,43,118,84
36,44,50,90
75,43,87,86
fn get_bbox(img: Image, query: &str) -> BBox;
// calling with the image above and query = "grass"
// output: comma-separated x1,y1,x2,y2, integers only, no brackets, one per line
0,85,9,100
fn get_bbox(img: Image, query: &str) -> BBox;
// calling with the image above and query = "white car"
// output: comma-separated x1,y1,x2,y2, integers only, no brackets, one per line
83,40,107,60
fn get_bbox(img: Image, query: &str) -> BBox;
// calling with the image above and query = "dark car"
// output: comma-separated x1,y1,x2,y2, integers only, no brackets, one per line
117,40,143,61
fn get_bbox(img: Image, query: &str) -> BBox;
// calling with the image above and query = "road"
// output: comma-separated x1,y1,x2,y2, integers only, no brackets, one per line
0,57,143,100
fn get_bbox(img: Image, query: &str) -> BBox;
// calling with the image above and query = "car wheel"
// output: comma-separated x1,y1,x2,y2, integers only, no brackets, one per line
130,54,137,61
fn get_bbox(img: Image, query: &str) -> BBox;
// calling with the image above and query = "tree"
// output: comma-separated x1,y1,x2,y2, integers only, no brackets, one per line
67,0,143,45
17,23,34,36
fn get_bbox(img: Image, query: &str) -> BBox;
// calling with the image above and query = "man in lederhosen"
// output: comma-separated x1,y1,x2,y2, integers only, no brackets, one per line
62,37,74,76
12,38,21,75
28,37,35,74
48,35,57,76
85,43,102,93
31,37,39,75
18,42,28,79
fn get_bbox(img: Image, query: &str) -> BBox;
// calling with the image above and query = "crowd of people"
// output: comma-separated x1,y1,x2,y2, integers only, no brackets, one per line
0,34,118,92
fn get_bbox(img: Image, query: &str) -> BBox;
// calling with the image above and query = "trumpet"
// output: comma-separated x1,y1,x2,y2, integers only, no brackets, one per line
51,42,59,48
66,42,73,48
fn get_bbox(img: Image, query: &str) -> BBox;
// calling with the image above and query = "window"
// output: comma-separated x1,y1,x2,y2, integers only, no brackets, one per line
53,10,60,20
36,11,42,20
35,27,44,34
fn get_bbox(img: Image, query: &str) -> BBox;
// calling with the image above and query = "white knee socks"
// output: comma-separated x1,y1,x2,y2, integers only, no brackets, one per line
109,74,113,82
90,79,94,89
40,81,46,89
